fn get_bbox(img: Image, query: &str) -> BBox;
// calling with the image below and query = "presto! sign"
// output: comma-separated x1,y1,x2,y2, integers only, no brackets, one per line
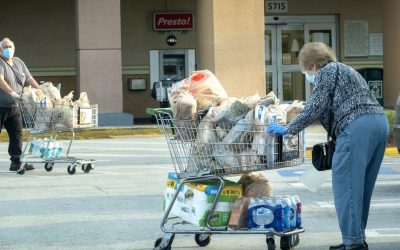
153,12,194,31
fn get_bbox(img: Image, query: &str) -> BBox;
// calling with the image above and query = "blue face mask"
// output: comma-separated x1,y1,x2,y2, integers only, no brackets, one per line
2,48,14,58
305,73,315,85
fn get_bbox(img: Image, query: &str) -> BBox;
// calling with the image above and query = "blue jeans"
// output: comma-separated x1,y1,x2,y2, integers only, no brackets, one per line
332,114,389,245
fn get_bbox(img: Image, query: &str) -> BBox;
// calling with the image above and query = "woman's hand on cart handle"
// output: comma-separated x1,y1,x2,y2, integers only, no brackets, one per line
268,123,288,136
10,91,21,101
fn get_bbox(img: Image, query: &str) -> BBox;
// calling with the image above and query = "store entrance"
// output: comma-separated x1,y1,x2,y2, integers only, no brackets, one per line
265,15,337,102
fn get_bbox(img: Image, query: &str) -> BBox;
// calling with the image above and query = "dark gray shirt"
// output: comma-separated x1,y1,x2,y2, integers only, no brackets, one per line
0,57,31,107
286,62,384,137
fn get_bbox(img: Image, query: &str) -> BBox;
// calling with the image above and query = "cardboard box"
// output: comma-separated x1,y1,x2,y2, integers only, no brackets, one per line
228,197,250,229
164,172,242,227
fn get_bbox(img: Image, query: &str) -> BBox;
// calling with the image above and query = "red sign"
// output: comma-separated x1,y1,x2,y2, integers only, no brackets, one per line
153,12,194,31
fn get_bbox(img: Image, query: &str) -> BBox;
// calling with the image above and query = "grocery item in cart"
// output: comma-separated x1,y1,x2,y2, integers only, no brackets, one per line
74,92,90,108
241,93,261,110
247,197,280,231
211,99,250,124
240,172,273,197
247,195,302,232
187,70,229,110
281,195,296,230
259,91,279,107
228,197,250,229
39,82,62,101
286,100,304,123
170,92,198,141
164,172,242,227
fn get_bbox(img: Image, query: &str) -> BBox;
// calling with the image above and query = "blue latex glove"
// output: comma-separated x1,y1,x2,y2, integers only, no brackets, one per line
267,123,288,136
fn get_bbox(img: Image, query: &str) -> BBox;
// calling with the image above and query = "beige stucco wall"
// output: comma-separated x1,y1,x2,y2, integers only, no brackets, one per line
197,0,266,98
383,0,400,107
76,0,123,113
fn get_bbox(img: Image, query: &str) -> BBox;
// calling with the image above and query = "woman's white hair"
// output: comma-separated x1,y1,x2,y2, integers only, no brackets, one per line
0,38,14,48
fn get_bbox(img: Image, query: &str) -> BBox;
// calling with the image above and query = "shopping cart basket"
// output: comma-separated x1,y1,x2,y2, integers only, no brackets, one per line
150,110,305,250
16,100,98,175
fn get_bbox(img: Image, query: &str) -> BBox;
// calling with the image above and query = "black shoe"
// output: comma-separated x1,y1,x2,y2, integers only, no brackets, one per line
329,243,368,250
329,244,345,250
9,163,35,171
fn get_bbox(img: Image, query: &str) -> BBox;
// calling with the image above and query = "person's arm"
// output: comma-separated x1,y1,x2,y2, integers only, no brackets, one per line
0,74,16,94
0,74,20,99
285,71,335,135
25,76,40,89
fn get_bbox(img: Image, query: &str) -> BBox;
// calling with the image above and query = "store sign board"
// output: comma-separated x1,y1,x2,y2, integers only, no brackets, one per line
153,12,194,31
266,0,288,13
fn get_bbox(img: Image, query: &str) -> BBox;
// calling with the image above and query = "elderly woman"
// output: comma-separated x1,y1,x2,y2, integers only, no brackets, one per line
269,42,388,250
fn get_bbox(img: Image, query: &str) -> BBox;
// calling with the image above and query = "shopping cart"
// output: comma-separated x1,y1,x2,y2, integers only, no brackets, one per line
16,100,98,175
150,110,305,250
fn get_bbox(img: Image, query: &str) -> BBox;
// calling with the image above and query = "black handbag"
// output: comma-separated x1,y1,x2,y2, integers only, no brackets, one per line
312,139,335,171
311,64,339,171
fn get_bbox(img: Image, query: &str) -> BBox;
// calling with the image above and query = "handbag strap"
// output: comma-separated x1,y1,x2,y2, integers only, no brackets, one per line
327,63,339,140
0,57,24,86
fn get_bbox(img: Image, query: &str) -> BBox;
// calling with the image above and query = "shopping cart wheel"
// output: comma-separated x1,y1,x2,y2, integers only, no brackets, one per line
154,233,174,250
266,236,276,250
81,163,92,173
280,235,294,250
17,164,26,175
45,163,54,172
194,234,211,247
67,165,76,175
292,233,300,246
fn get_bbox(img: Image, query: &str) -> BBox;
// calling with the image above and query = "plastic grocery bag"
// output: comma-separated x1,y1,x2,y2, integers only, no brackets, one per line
39,82,62,101
222,112,253,145
74,92,90,108
170,92,198,140
211,99,250,124
213,143,240,172
286,100,304,123
266,105,287,125
241,93,261,110
259,91,280,107
188,70,229,110
239,172,273,197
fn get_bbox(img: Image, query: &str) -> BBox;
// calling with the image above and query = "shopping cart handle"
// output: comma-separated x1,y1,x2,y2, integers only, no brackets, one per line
145,107,172,116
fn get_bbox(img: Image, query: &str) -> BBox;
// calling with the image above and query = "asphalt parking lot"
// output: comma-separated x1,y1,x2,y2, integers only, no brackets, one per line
0,126,399,250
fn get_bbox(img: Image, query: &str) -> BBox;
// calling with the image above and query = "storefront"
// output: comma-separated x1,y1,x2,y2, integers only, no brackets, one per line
1,0,399,124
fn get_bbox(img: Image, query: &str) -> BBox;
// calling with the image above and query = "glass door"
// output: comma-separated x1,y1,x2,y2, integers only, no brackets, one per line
277,25,305,102
265,15,337,102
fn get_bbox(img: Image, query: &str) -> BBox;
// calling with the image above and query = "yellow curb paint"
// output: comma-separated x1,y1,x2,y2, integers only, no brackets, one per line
305,147,399,159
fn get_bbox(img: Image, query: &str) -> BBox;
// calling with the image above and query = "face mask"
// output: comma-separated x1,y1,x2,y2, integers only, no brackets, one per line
305,73,315,85
2,48,14,58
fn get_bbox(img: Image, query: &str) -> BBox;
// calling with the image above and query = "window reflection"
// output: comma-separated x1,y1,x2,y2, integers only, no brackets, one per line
281,30,304,65
283,72,305,101
309,30,332,45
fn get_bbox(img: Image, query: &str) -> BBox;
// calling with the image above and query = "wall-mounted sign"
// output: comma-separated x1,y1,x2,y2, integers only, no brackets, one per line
266,0,288,13
369,80,383,98
153,12,194,31
344,20,369,57
369,33,383,56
